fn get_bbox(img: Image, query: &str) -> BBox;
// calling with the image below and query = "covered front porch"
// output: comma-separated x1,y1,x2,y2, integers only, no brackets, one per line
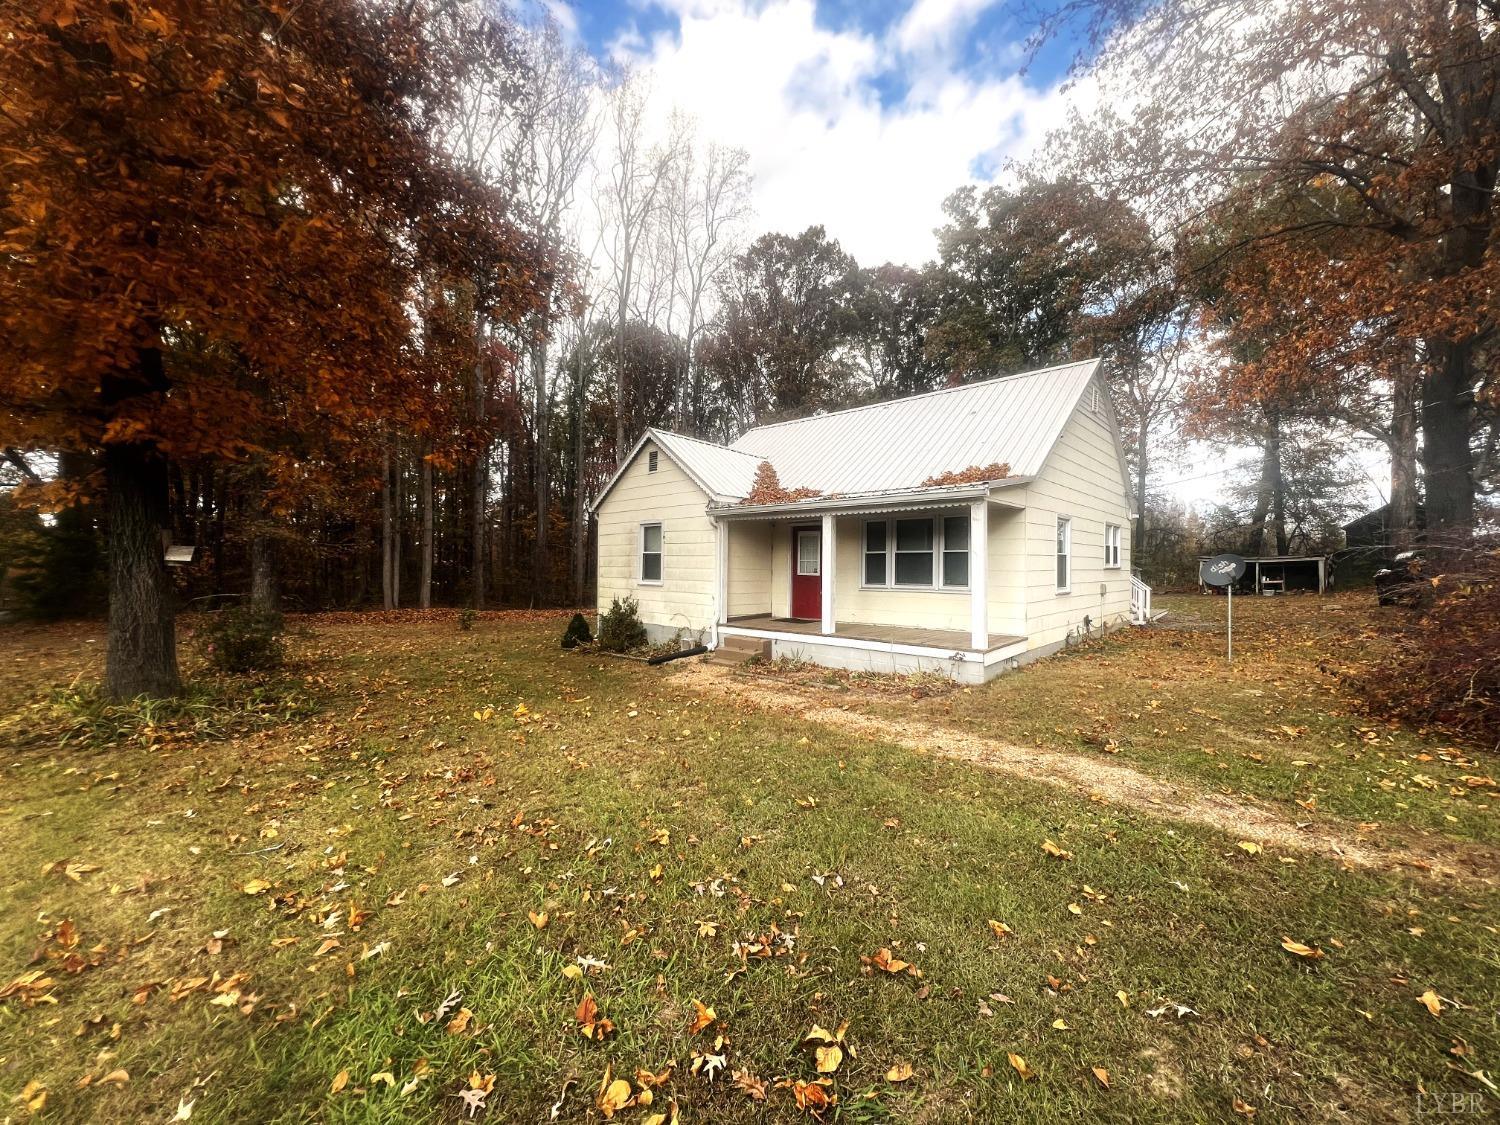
709,483,1031,681
723,613,1025,653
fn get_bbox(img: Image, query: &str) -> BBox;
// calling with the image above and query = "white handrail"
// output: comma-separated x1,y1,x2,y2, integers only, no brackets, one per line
1129,574,1152,625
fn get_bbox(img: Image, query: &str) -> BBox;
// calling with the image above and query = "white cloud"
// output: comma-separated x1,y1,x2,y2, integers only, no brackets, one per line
608,0,1091,267
895,0,1001,54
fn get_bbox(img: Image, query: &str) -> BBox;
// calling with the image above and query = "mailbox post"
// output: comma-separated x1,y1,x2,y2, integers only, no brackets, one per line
1199,553,1246,663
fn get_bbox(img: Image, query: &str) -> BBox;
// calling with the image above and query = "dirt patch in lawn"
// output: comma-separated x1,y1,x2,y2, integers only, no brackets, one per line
673,661,1500,888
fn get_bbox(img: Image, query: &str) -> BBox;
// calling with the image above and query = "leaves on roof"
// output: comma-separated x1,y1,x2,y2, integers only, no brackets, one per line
920,462,1011,487
743,461,823,505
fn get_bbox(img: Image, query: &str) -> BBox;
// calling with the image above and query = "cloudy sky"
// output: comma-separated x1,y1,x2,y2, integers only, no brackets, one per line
535,0,1388,513
550,0,1094,268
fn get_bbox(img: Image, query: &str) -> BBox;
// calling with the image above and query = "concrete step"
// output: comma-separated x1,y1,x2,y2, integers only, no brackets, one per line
707,649,758,667
718,636,771,658
709,636,770,666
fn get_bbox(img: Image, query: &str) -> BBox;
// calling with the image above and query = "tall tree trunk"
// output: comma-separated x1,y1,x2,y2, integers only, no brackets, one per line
103,352,179,699
1420,339,1476,553
1265,410,1287,556
1133,421,1149,568
250,533,278,612
533,340,550,607
471,351,488,611
392,441,403,609
1389,355,1420,552
572,348,590,607
381,443,394,611
420,440,433,610
248,464,278,613
1246,417,1275,558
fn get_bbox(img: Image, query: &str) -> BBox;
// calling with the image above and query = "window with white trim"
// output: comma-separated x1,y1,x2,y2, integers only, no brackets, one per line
941,515,969,588
640,522,662,583
1104,523,1121,568
863,520,887,585
860,516,968,591
647,450,659,472
893,518,934,586
1056,517,1071,592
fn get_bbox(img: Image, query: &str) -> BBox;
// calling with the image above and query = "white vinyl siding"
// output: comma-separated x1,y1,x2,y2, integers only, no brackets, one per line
1020,383,1133,650
595,440,716,634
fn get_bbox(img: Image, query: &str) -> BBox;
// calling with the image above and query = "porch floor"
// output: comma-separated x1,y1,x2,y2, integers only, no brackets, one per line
726,614,1025,653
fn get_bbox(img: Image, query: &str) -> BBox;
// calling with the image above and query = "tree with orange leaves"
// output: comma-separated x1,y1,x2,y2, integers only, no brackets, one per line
1053,0,1500,550
0,0,554,697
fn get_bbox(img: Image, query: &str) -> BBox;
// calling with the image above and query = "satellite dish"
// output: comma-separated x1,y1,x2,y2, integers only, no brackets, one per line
1200,553,1245,587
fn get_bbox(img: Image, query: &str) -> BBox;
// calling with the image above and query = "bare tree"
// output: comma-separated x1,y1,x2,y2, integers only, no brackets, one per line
502,19,598,604
597,74,676,464
661,121,752,435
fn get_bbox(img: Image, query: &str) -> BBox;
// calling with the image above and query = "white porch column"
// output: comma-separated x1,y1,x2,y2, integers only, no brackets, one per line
820,513,836,635
969,499,988,651
713,518,728,643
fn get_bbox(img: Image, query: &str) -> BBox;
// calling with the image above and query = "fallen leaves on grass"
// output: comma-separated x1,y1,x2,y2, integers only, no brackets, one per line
1041,839,1073,860
801,1021,852,1074
1280,936,1325,961
1091,1066,1111,1088
688,999,716,1034
1418,988,1443,1018
777,1077,836,1118
242,878,272,895
733,1070,767,1101
864,947,922,977
576,993,615,1040
886,1061,914,1082
987,919,1013,940
1007,1053,1036,1081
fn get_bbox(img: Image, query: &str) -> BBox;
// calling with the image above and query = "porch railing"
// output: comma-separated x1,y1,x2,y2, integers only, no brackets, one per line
1130,573,1153,625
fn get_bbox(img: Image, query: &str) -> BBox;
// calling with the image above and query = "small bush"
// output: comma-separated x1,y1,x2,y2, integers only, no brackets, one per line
561,613,593,649
458,608,477,632
597,596,648,653
199,605,284,673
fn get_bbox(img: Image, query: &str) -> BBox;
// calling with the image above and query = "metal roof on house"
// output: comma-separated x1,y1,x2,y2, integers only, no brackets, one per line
649,429,764,501
728,359,1101,495
589,358,1104,511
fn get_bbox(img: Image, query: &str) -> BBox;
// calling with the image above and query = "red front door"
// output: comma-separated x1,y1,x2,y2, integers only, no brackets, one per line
790,526,821,620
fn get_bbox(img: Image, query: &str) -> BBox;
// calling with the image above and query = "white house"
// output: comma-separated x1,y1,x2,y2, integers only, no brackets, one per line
589,358,1149,683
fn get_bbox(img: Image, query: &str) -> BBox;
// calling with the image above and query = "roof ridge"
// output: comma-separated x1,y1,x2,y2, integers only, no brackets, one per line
733,358,1099,439
650,427,764,459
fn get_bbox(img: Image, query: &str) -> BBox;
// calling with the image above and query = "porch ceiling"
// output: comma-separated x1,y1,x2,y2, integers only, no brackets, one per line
725,614,1025,654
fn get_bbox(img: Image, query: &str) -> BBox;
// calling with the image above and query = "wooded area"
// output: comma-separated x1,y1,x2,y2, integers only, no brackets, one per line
2,0,1497,700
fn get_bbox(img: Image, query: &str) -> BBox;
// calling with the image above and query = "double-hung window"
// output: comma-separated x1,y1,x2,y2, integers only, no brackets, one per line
1104,524,1122,568
893,518,934,586
863,521,887,585
940,515,970,587
1056,517,1072,592
861,515,969,590
640,522,663,583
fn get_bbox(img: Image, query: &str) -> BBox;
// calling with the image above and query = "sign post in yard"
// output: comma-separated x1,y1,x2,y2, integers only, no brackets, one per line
1200,553,1246,663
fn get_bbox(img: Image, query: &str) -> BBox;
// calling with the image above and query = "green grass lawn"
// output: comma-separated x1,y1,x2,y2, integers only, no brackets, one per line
0,607,1496,1123
847,593,1499,847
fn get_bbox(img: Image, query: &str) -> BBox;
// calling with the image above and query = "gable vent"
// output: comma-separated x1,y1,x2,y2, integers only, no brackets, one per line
647,450,659,473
